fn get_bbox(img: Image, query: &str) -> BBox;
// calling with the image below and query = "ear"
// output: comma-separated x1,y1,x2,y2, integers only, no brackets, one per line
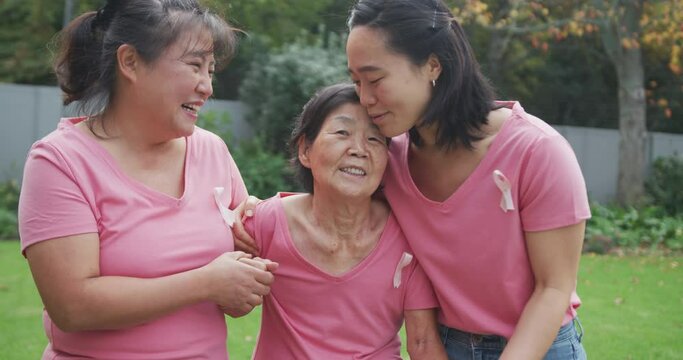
116,44,140,83
425,54,442,82
297,137,312,169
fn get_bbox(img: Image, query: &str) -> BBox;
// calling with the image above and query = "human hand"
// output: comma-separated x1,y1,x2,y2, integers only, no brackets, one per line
221,305,253,318
221,257,278,317
203,251,274,316
238,256,279,273
233,196,262,256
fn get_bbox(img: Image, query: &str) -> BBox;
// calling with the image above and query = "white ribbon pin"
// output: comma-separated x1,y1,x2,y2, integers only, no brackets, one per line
493,170,514,212
213,187,235,228
393,252,414,288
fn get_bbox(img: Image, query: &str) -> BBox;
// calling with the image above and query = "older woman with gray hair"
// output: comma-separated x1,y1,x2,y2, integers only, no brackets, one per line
238,83,446,359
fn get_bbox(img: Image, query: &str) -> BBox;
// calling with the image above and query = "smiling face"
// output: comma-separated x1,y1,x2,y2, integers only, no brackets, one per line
134,28,216,139
299,102,388,199
347,26,438,138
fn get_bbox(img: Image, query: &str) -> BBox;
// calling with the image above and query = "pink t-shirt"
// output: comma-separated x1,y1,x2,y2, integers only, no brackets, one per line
244,194,438,359
383,102,591,339
19,117,247,359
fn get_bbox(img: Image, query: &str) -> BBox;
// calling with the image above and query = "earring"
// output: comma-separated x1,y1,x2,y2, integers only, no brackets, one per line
431,79,436,87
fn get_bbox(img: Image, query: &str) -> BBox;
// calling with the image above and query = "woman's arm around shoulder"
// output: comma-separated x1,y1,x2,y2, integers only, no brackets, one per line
232,195,263,255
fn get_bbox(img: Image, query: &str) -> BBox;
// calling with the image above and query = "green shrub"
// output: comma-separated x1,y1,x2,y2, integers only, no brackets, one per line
0,179,19,213
585,202,683,253
646,155,683,216
0,208,18,239
239,32,348,154
231,136,298,199
198,111,297,199
196,110,235,144
0,179,20,240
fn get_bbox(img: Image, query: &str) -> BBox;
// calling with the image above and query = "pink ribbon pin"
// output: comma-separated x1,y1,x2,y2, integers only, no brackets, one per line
393,252,414,288
213,187,235,228
493,170,514,212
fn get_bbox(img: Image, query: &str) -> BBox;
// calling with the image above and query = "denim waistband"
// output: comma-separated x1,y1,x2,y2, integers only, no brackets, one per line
438,325,508,348
439,317,583,347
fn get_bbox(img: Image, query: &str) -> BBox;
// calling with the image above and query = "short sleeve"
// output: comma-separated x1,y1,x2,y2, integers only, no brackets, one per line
403,259,439,310
243,196,283,255
18,142,98,254
519,135,591,232
242,210,261,251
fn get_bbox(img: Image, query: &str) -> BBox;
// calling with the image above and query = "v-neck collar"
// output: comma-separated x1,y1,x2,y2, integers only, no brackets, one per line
398,101,519,208
61,117,191,207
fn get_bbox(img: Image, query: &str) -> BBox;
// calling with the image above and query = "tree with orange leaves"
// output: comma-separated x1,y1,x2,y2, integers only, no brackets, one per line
452,0,681,205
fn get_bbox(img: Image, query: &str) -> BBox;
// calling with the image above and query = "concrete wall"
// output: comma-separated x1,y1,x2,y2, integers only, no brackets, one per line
2,83,683,203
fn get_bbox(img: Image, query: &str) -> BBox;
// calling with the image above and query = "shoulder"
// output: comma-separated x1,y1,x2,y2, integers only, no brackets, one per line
489,102,571,162
507,102,562,139
26,118,91,168
279,193,310,221
191,126,228,147
189,126,238,163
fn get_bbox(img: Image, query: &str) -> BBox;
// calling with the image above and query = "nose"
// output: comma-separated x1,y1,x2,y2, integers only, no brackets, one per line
358,84,377,107
348,135,369,157
196,72,213,99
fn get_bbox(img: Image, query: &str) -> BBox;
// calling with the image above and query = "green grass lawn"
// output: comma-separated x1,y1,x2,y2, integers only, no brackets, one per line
1,241,681,359
578,253,683,359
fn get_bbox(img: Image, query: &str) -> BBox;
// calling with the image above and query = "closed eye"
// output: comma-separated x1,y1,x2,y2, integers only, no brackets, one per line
369,136,387,145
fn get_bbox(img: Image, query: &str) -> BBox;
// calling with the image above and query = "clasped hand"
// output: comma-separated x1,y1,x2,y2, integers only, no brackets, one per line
203,251,278,318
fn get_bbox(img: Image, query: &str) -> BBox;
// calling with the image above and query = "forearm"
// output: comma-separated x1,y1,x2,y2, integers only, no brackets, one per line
48,267,211,332
500,286,570,360
28,234,273,333
405,309,447,360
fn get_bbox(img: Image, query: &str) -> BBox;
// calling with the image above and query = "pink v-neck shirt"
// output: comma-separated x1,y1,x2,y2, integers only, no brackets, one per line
383,102,591,339
244,194,438,359
19,118,247,359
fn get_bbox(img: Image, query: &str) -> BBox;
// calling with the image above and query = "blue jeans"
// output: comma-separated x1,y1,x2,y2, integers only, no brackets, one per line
438,318,586,360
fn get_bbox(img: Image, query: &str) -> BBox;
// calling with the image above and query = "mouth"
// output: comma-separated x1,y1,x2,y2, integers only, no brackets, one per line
369,112,388,123
339,166,366,176
181,103,201,116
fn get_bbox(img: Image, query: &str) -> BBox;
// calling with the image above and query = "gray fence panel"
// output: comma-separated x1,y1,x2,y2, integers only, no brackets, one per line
651,132,683,159
555,126,621,203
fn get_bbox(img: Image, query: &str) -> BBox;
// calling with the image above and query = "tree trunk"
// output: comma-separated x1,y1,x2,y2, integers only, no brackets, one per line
597,0,646,205
614,50,646,205
486,28,511,88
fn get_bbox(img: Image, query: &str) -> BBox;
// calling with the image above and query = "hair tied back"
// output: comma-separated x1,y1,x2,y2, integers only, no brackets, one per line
92,0,118,32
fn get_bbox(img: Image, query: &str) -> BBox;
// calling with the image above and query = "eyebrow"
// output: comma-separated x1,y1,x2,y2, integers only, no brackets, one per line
347,65,383,75
182,50,216,64
331,115,383,133
331,115,356,123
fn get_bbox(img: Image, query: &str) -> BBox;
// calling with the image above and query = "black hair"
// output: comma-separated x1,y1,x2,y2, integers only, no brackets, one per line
347,0,497,149
54,0,236,118
289,83,361,193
